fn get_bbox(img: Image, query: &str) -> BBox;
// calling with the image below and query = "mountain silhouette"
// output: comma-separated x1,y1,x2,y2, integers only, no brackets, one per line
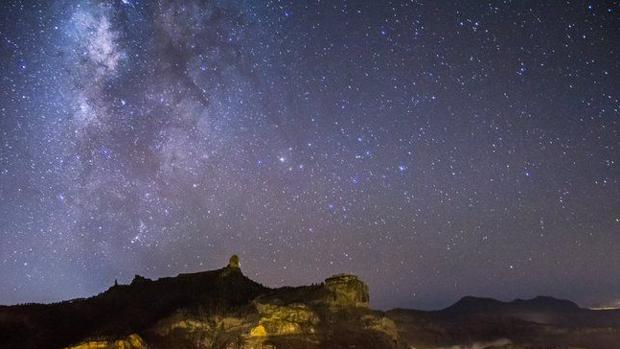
444,295,580,314
0,257,619,349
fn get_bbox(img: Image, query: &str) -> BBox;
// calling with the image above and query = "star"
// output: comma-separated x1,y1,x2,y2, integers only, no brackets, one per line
0,0,617,312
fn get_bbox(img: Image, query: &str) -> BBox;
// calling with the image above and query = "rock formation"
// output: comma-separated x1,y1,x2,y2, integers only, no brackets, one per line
323,274,369,307
249,302,320,338
1,255,619,349
228,254,241,269
65,334,146,349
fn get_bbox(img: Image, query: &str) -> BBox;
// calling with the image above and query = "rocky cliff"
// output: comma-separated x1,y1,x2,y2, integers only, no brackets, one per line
323,274,369,307
60,262,397,349
1,256,619,349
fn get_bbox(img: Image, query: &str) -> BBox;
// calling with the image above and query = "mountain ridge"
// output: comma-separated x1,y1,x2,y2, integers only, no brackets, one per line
442,295,581,313
1,257,619,349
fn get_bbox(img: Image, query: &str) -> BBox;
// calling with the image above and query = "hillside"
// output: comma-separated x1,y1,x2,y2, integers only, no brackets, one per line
0,256,619,349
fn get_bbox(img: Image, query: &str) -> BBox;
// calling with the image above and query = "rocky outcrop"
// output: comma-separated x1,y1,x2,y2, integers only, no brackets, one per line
228,255,241,269
145,299,398,349
129,274,151,286
133,269,394,349
323,274,369,307
65,334,146,349
249,302,319,337
4,255,620,349
361,314,399,343
150,311,248,349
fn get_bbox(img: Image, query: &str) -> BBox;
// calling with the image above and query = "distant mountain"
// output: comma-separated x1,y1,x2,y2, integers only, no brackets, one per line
1,256,619,349
389,295,620,349
444,295,581,314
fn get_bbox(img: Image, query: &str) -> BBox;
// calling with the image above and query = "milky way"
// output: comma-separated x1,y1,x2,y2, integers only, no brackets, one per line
0,0,619,310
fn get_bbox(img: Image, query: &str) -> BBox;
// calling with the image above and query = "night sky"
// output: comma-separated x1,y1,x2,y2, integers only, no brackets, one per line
0,0,619,310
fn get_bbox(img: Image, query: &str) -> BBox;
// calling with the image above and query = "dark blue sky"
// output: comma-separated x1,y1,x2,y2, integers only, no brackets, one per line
0,0,619,310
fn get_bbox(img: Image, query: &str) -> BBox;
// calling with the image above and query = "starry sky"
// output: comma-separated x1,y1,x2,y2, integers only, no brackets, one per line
0,0,619,310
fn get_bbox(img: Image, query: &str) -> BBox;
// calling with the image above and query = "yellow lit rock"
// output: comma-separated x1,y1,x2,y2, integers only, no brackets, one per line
65,342,109,349
249,302,319,337
154,317,211,336
255,303,318,323
249,324,267,337
64,334,146,349
362,314,399,342
324,274,369,307
127,334,146,348
228,254,240,269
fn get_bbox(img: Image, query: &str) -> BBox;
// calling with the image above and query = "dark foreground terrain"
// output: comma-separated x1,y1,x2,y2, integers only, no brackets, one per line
1,257,619,349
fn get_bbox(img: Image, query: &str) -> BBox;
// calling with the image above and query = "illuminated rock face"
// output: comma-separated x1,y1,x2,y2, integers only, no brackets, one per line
5,262,616,349
323,274,369,307
361,314,399,343
65,334,146,349
58,272,400,349
249,303,319,337
228,255,240,269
